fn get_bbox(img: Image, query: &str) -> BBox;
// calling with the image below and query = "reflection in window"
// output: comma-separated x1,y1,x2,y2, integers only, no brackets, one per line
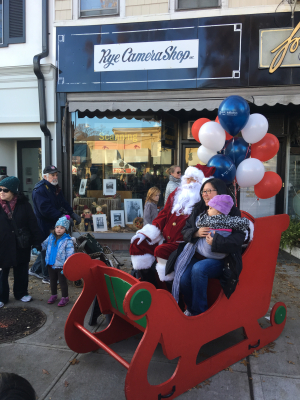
80,0,118,17
0,0,3,45
177,0,219,10
71,113,175,230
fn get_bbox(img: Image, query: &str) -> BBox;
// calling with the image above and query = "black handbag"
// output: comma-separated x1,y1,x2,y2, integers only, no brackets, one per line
6,204,32,249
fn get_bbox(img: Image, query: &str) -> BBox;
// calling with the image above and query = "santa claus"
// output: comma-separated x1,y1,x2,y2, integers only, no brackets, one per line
130,165,216,282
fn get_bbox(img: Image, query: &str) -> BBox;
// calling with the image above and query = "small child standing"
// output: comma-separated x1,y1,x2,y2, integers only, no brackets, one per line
143,187,161,226
42,215,74,307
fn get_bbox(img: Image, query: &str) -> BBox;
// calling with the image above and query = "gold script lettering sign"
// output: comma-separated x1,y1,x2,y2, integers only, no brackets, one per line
259,23,300,73
270,22,300,73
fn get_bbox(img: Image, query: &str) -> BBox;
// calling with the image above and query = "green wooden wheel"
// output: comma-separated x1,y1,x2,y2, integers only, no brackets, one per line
130,289,152,316
274,306,286,324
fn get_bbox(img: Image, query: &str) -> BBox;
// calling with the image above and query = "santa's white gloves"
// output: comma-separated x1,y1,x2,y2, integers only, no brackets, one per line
131,232,146,245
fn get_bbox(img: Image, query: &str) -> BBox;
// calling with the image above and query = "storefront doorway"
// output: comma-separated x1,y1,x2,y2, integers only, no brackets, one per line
17,140,42,207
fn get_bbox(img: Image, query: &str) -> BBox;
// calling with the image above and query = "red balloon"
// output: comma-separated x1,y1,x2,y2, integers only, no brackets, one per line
254,171,282,199
251,133,279,162
215,116,232,141
191,118,210,142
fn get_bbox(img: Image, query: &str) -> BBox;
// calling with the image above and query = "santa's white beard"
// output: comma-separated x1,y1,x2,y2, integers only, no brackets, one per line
171,182,201,216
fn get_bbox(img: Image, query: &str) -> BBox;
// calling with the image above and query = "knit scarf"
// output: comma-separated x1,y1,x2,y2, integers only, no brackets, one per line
172,241,199,303
49,233,67,266
0,195,17,219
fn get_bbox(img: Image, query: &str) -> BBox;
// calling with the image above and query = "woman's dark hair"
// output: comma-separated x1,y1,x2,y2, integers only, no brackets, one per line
198,178,236,210
0,373,36,400
201,178,232,197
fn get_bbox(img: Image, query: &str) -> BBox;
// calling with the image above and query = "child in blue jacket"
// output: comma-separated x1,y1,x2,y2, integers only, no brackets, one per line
42,215,74,307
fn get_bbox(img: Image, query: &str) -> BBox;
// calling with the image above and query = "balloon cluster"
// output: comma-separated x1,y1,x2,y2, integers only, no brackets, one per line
192,95,282,199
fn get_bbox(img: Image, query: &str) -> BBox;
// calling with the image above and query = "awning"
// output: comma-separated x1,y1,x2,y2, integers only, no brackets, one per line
68,86,300,113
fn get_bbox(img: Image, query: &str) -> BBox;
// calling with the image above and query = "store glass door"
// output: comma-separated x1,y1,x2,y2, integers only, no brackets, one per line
182,144,204,171
239,137,285,217
17,140,42,207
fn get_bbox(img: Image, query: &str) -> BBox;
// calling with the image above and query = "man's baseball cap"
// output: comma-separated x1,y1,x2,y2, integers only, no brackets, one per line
43,165,60,174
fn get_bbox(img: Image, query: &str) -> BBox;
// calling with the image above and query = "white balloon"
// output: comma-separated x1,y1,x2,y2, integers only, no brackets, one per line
197,145,217,165
241,113,268,144
199,121,226,151
236,158,265,188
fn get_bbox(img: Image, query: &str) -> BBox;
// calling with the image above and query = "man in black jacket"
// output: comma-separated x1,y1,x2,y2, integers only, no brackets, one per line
29,165,80,283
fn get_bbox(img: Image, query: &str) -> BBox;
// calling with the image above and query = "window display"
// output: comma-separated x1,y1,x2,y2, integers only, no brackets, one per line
71,112,176,234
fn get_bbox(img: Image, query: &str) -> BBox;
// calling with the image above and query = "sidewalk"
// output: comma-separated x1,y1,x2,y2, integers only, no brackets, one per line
0,250,299,400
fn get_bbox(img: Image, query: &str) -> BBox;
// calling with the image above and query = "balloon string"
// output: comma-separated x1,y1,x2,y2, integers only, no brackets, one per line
233,178,238,207
290,184,300,199
245,144,251,160
246,197,260,213
222,137,233,154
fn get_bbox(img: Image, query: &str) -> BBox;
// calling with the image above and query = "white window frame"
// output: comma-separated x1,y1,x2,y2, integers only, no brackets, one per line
175,0,221,11
79,0,119,18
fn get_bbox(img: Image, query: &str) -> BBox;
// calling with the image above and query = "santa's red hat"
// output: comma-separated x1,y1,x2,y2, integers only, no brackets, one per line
183,164,215,184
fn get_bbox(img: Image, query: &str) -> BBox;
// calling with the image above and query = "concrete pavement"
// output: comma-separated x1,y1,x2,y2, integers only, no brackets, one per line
0,250,299,400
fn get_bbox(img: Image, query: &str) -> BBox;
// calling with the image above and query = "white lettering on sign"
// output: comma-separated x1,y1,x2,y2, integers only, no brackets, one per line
94,40,199,72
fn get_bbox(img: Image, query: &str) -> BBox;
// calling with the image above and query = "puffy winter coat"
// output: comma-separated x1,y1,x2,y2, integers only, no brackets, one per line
0,193,41,268
42,233,74,269
164,176,181,205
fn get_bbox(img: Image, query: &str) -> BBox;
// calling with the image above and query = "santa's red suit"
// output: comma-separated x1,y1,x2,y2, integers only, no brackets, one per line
130,165,215,282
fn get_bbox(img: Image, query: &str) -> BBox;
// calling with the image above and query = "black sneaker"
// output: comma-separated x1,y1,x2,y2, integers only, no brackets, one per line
42,277,50,284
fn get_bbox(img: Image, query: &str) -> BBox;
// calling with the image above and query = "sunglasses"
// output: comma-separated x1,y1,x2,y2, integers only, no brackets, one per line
0,188,9,193
176,171,182,175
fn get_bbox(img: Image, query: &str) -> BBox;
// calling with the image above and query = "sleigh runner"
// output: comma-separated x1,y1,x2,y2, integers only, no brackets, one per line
64,212,289,400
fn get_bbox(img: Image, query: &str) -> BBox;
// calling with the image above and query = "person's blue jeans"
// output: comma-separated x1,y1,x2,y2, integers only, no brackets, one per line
30,250,48,278
180,256,224,315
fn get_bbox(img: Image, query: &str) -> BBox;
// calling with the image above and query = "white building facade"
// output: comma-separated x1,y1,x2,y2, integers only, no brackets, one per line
0,0,56,206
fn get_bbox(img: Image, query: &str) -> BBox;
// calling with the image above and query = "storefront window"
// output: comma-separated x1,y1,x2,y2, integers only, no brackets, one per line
287,117,300,218
71,112,176,232
80,0,119,17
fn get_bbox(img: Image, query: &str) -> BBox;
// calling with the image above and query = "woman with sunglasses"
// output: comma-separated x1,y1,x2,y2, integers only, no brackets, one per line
164,165,182,205
165,178,246,316
0,176,41,308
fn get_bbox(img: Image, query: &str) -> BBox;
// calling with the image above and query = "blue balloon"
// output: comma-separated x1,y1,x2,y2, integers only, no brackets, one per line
218,96,250,137
207,154,236,185
225,138,251,168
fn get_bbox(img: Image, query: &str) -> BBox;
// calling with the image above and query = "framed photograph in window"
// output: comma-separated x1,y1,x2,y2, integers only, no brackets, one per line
93,214,108,232
79,179,87,195
187,121,196,140
124,199,143,225
103,179,116,196
111,210,125,228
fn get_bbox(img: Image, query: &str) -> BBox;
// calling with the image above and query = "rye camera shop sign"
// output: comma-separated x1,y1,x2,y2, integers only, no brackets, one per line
94,40,199,72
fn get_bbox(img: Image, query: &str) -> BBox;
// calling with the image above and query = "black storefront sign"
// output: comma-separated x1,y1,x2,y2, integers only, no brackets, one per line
56,12,300,93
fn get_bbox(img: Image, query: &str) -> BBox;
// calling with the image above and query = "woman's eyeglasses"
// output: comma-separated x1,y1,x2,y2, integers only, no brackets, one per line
201,189,217,195
0,188,9,193
176,171,182,175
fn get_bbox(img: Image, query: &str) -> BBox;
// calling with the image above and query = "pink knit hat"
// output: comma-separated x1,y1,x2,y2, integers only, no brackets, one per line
208,195,234,215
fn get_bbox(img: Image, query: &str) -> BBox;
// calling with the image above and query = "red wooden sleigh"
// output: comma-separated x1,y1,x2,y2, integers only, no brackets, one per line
64,212,289,400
